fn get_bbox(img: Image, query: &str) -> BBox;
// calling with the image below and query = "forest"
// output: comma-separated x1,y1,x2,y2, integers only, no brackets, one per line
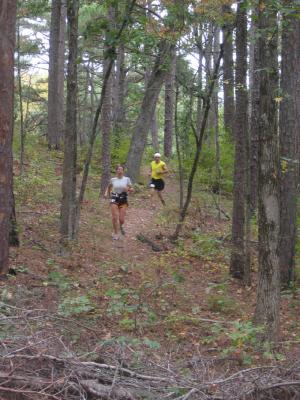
0,0,300,399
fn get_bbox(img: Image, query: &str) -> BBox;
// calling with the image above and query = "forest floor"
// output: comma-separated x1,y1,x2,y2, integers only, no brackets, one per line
2,140,300,396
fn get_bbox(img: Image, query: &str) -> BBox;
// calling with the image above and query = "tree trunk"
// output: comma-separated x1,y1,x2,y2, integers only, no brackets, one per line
253,1,280,342
230,2,248,279
113,43,126,132
17,24,25,175
173,42,224,239
60,0,79,242
0,0,17,274
164,53,176,158
47,0,66,150
100,6,115,196
126,40,175,182
249,10,260,212
151,109,159,153
213,27,220,205
278,6,299,287
222,4,235,138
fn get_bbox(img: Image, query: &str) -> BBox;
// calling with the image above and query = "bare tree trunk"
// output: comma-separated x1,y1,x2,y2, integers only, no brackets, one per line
278,6,299,288
212,27,221,211
175,85,184,211
164,53,176,158
126,40,175,182
222,4,235,138
0,0,17,274
172,41,224,239
151,109,159,153
249,10,260,212
47,0,66,150
100,6,115,195
9,191,19,247
230,2,248,279
253,1,280,342
17,24,25,176
75,0,137,232
113,43,126,132
60,0,79,242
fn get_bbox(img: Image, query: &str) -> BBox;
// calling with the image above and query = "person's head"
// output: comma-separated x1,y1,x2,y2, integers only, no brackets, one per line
116,164,125,178
154,152,161,163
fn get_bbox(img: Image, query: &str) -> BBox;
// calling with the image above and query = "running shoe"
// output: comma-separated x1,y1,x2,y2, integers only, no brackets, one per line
112,233,119,240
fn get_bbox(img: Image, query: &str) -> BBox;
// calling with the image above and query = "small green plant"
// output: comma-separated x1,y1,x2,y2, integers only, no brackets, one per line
58,295,94,316
47,269,71,290
207,293,236,314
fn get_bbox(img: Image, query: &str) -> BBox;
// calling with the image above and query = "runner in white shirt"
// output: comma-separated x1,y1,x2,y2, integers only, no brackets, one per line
104,165,133,240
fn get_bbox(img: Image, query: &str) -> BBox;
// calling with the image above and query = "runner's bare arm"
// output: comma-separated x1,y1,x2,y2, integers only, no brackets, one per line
104,183,112,198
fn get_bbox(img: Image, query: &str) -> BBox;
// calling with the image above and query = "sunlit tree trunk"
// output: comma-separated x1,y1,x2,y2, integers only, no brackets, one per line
0,0,17,273
253,1,280,342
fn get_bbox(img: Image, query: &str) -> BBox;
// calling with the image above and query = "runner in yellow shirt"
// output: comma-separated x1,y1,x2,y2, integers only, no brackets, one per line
149,153,168,206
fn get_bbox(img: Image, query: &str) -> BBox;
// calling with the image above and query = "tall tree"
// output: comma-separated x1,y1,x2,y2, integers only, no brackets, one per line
249,9,260,212
253,1,280,342
230,1,248,279
278,5,300,287
126,39,175,182
164,53,176,158
47,0,66,150
0,0,17,273
100,6,115,195
222,4,235,138
60,0,79,241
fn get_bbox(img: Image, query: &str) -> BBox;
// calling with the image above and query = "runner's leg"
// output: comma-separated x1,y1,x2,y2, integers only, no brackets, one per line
157,190,166,206
119,206,127,235
111,204,119,235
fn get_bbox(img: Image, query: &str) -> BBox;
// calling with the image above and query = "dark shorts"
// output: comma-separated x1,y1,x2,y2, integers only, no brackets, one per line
150,178,165,192
110,192,128,208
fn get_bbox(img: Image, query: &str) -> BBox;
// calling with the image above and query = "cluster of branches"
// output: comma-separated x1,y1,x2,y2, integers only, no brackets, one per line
1,302,300,400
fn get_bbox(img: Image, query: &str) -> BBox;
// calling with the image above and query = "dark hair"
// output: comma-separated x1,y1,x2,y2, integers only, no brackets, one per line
116,164,125,171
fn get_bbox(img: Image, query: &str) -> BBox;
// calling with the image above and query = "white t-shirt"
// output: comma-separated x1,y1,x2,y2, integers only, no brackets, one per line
110,176,132,194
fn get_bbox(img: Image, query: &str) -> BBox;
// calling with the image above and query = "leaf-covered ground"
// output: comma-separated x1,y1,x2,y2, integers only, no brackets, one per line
4,139,300,371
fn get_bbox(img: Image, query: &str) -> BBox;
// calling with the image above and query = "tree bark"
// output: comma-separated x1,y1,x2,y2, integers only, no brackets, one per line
249,9,260,212
173,41,224,239
151,109,159,153
164,53,176,158
222,4,235,138
126,40,175,182
100,6,115,195
0,0,17,274
113,43,126,132
230,2,248,279
253,1,280,342
47,0,66,150
278,5,299,287
60,0,79,241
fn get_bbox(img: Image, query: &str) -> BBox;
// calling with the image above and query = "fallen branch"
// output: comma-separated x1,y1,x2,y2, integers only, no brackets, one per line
136,233,163,252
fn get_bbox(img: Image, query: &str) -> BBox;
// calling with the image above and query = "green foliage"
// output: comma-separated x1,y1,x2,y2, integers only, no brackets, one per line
58,295,95,317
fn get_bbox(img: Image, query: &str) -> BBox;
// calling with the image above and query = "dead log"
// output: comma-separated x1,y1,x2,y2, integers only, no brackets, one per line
136,233,163,252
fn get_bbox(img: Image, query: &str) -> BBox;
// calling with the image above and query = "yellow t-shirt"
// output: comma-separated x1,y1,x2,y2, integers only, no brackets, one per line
151,160,166,180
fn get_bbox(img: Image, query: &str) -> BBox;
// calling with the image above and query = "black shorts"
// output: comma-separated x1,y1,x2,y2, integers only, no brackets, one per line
150,178,165,192
110,192,128,207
